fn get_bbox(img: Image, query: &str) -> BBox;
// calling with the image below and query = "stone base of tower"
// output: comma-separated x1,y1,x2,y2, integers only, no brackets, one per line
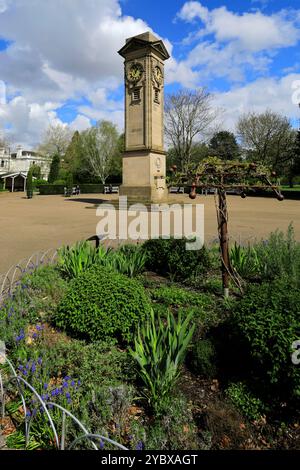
119,184,167,203
120,151,168,203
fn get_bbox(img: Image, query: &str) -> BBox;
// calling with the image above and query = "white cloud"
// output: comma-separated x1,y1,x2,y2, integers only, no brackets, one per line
70,114,91,132
177,1,300,51
0,0,154,145
215,73,300,131
174,2,300,84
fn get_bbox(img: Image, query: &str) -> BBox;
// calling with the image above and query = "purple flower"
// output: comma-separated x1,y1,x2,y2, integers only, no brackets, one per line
62,382,68,388
36,324,43,331
99,439,105,450
64,376,71,381
37,358,42,365
32,333,38,339
70,380,75,387
26,410,31,417
65,392,71,399
136,441,144,451
77,380,81,386
43,383,48,390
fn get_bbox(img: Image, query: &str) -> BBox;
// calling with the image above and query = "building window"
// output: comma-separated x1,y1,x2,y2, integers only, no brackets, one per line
1,160,4,168
132,88,140,102
154,88,160,104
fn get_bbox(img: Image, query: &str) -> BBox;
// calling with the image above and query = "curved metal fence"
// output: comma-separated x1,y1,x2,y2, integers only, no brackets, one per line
0,352,127,450
0,249,58,305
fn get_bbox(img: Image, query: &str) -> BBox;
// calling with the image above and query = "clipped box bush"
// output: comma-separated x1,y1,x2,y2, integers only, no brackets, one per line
54,266,151,343
233,276,300,401
142,237,211,281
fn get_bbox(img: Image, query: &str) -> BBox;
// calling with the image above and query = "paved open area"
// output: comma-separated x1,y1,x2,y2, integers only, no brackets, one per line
0,191,299,274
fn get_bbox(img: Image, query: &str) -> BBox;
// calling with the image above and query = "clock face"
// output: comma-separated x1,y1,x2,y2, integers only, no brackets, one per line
128,63,143,82
154,66,163,84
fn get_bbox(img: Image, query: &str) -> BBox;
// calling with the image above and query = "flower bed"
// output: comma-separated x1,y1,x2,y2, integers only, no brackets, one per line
0,232,299,450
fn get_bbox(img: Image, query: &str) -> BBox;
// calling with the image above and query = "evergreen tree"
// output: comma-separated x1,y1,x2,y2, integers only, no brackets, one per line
48,153,61,183
209,131,240,161
26,167,33,198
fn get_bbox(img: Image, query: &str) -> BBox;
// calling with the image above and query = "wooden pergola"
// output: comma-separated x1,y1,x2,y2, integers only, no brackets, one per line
1,172,28,192
169,159,284,297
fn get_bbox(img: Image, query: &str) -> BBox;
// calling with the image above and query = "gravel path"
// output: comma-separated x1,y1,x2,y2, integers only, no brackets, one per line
0,192,299,274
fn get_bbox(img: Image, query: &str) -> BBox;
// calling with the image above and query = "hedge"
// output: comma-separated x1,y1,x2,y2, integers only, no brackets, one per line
39,183,120,195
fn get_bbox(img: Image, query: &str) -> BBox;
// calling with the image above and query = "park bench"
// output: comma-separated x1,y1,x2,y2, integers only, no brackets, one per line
169,186,184,194
104,185,119,194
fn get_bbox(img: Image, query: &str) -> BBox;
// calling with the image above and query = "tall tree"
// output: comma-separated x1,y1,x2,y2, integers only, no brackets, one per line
64,131,85,174
82,120,119,184
283,130,300,187
237,110,295,169
165,89,217,172
48,153,61,183
209,131,240,161
38,123,72,156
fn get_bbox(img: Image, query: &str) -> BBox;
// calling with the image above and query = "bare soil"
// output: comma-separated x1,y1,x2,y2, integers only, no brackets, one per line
0,191,299,274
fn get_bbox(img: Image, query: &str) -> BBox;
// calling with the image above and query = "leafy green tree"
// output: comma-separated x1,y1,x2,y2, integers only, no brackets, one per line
283,130,300,187
66,172,73,191
209,131,240,161
82,120,119,184
48,153,61,183
109,132,124,181
64,131,85,175
31,164,41,179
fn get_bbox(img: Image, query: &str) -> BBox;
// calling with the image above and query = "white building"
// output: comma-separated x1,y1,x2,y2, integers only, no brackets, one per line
0,145,51,191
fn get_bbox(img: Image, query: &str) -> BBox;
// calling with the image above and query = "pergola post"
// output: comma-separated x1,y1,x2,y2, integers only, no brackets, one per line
11,176,15,193
218,189,230,298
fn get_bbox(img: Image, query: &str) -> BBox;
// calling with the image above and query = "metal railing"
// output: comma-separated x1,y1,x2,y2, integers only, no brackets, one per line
0,248,58,305
0,351,127,450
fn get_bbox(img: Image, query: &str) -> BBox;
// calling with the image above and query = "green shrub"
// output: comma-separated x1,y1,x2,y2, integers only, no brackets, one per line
55,266,151,343
226,382,265,422
150,285,213,309
189,338,217,378
129,309,195,415
39,184,65,195
142,238,211,281
233,276,300,400
253,225,300,283
150,285,219,329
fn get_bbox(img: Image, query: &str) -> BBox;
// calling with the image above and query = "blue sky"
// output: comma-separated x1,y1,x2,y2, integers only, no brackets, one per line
0,0,299,147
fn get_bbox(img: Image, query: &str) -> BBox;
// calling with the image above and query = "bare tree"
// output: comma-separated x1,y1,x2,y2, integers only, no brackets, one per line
82,120,119,184
165,88,217,171
37,123,72,156
237,110,295,168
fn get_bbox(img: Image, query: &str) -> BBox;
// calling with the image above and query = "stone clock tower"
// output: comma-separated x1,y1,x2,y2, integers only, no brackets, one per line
118,32,170,202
